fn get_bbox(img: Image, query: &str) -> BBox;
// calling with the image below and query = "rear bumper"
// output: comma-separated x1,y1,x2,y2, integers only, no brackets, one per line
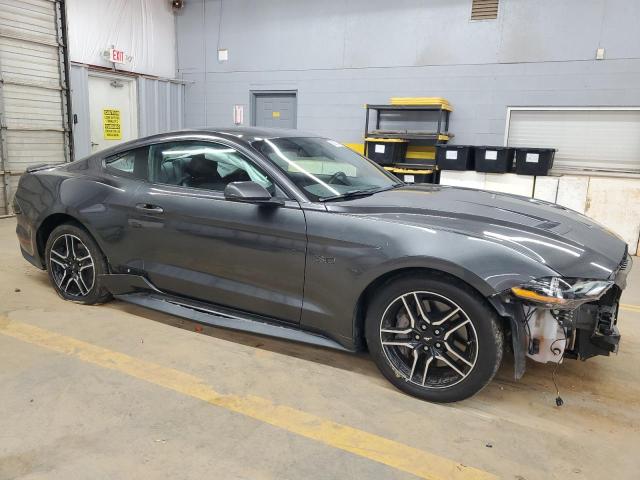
20,246,45,270
15,210,45,269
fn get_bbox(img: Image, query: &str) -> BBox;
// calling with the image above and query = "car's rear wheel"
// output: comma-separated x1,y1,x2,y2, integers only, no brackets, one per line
365,274,503,403
45,223,112,304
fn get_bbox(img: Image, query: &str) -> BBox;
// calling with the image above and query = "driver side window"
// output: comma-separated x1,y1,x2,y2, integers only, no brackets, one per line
149,141,279,195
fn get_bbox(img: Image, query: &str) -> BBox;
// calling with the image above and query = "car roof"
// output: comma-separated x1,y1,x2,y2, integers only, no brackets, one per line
92,127,323,159
196,126,318,140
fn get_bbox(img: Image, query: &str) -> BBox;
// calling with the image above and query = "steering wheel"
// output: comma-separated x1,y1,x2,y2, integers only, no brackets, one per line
328,171,350,185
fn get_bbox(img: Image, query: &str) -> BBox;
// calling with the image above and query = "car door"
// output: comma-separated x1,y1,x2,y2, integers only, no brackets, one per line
129,139,307,324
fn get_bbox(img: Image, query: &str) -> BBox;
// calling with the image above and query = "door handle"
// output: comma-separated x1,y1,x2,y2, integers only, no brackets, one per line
136,203,164,213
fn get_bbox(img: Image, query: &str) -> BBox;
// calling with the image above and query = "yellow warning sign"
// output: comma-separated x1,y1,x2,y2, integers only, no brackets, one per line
103,109,122,140
272,111,281,118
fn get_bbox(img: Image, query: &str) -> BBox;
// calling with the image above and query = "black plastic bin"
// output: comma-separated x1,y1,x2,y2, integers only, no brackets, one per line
436,145,474,171
475,146,515,173
514,148,556,176
365,138,408,165
383,164,438,185
398,172,435,184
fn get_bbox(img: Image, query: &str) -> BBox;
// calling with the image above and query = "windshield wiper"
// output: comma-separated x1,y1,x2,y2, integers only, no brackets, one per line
318,183,403,202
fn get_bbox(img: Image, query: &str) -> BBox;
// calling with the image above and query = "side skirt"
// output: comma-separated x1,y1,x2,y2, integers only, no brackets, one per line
116,291,352,352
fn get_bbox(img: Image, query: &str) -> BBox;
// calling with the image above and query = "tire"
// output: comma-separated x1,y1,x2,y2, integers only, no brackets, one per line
365,273,503,403
44,223,112,305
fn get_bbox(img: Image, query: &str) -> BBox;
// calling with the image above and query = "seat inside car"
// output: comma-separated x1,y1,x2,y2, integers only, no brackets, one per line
159,156,191,185
184,154,223,189
158,151,253,190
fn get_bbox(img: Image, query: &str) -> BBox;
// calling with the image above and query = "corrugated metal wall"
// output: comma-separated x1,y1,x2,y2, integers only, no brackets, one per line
0,0,70,214
138,77,184,137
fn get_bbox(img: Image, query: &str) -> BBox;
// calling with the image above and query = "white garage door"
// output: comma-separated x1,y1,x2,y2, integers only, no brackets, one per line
506,108,640,172
0,0,70,214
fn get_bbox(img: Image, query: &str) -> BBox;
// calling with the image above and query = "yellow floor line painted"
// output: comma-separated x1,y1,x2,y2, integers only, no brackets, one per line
620,303,640,313
0,318,495,480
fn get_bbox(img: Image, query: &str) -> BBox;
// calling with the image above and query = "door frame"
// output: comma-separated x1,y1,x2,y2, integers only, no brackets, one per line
87,70,139,148
250,90,298,128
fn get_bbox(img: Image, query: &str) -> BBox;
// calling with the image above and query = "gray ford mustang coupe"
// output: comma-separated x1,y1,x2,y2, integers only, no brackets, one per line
14,127,631,402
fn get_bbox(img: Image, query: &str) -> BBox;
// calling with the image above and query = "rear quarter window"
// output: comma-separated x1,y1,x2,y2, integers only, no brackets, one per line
104,146,150,180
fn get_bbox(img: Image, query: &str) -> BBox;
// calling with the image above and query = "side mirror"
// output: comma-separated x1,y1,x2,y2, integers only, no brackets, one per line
224,181,284,206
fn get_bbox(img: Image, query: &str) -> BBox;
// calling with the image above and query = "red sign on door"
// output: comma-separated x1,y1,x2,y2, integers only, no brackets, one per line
109,48,125,64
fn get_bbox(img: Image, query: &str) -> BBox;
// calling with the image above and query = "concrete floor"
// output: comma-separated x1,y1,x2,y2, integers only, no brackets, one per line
1,217,639,480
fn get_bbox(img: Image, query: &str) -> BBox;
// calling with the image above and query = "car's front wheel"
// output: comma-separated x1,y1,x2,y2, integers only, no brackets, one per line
365,274,503,403
45,223,112,305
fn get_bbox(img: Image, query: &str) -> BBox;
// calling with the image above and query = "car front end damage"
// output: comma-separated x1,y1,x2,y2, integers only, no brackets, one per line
491,251,632,379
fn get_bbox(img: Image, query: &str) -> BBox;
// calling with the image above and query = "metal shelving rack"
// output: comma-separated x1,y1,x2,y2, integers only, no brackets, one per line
364,104,452,143
363,99,453,184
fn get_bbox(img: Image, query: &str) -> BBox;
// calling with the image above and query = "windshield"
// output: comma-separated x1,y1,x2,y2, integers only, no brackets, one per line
252,137,401,201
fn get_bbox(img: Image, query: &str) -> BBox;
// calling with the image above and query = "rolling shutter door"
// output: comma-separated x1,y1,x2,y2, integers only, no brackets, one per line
507,109,640,173
0,0,70,214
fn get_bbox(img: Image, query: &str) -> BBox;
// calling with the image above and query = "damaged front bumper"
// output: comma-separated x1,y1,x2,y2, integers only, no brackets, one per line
492,253,632,380
564,287,622,360
566,253,631,360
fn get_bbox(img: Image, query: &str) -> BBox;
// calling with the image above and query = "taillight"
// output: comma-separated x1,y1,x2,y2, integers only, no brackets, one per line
12,197,22,214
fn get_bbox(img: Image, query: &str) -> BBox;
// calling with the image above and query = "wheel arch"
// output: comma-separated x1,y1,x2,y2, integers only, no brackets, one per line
353,266,509,352
36,213,86,266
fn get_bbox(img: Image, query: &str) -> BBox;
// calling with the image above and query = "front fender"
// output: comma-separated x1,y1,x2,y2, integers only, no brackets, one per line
301,209,558,348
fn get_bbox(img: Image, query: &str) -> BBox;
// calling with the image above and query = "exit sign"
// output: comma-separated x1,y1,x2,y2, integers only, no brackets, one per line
109,48,126,64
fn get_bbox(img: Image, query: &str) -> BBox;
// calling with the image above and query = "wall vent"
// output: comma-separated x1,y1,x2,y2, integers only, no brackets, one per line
471,0,499,20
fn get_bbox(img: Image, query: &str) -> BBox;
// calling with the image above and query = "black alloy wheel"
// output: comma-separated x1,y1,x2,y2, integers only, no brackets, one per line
366,274,503,403
45,223,112,304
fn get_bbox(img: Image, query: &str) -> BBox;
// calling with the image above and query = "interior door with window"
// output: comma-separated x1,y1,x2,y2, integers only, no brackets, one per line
130,140,307,324
88,74,138,153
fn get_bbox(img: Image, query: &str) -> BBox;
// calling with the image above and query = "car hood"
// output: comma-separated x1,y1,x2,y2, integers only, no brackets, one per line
325,184,627,279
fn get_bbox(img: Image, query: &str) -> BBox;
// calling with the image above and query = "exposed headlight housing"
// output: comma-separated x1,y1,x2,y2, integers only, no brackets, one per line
511,277,613,309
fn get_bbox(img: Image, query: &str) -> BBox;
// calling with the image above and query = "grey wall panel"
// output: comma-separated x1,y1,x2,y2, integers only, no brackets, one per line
69,64,90,159
182,59,640,145
157,82,168,132
178,0,640,72
177,0,640,146
138,78,157,135
498,0,605,63
169,82,183,130
182,72,207,126
599,0,640,59
174,1,206,73
138,77,185,137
